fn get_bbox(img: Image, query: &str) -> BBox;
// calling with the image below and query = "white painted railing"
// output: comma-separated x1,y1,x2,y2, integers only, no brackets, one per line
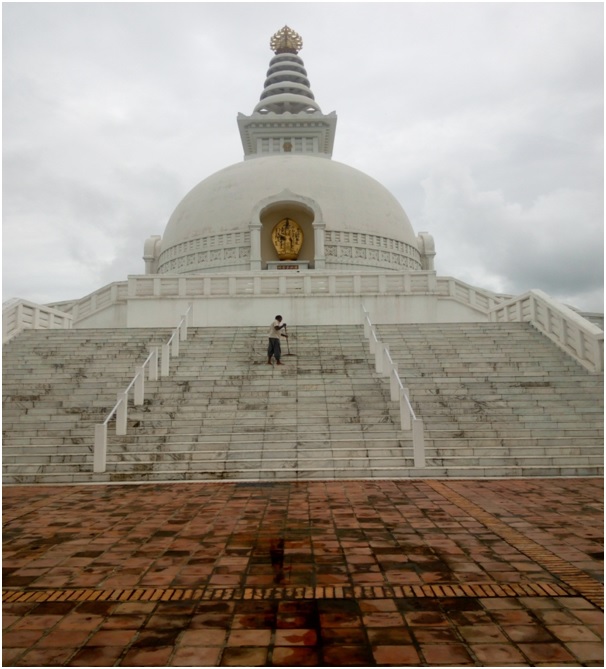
490,289,604,373
67,272,510,325
93,305,193,473
2,299,73,343
362,306,426,467
72,282,129,321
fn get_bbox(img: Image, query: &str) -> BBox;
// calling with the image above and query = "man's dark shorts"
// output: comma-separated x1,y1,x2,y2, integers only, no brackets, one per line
268,338,281,361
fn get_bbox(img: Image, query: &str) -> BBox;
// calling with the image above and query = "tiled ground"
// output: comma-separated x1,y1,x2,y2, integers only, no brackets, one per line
3,478,603,666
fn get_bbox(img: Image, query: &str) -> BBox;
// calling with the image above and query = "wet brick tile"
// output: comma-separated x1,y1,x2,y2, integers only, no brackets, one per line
367,627,413,645
67,646,125,666
18,647,77,666
501,624,555,643
271,646,319,666
3,479,604,667
35,629,91,648
411,626,460,643
372,644,421,665
564,641,604,663
322,644,374,666
120,645,174,666
86,629,138,646
274,628,317,646
226,629,272,646
419,643,475,665
220,646,267,666
469,642,527,664
3,629,47,648
517,641,578,663
458,624,509,643
169,645,222,666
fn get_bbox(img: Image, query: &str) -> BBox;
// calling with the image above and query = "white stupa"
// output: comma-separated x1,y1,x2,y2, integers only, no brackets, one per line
4,25,602,372
144,25,431,278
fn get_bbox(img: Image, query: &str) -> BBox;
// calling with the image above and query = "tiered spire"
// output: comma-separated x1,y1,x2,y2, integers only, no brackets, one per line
254,26,320,114
237,27,337,157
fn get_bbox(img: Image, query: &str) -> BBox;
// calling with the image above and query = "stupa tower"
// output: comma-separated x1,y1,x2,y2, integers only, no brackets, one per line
145,26,426,276
237,25,337,158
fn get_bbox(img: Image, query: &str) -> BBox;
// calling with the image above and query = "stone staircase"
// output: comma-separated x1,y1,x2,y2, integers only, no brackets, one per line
2,329,169,484
2,323,603,484
376,322,603,477
2,326,413,484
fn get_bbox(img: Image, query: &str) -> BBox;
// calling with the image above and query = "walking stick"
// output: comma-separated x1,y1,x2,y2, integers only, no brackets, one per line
284,325,295,355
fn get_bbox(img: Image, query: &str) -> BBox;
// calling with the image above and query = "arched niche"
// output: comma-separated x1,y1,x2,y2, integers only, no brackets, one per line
250,190,325,270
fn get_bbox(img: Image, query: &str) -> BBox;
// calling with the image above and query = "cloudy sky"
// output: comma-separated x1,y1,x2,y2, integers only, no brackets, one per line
3,2,604,312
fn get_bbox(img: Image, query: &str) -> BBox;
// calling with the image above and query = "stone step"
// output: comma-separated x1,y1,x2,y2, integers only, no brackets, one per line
5,441,600,461
4,455,601,479
3,322,603,483
3,463,602,486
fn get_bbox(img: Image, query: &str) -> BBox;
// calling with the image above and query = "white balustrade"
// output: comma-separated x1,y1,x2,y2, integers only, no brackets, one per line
12,272,513,330
362,305,426,467
93,305,192,473
2,300,73,343
490,290,603,373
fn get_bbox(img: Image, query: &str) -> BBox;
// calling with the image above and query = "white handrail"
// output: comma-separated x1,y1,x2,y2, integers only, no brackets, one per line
93,304,193,473
2,299,73,344
490,289,603,373
362,306,425,467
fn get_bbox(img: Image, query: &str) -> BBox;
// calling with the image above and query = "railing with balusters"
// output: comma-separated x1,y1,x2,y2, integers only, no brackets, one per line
362,306,426,467
93,304,193,473
490,289,603,373
65,272,510,325
2,299,73,343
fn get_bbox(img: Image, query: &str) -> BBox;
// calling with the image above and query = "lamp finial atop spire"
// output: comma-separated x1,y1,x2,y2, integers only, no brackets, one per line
270,25,303,54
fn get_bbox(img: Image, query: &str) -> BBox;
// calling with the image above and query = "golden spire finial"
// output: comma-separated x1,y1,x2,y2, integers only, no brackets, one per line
270,25,303,54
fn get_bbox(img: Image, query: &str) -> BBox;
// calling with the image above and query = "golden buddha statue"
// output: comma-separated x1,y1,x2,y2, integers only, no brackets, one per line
271,218,304,261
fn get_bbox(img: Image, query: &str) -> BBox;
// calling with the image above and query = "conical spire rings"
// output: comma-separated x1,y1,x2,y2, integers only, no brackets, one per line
255,27,319,114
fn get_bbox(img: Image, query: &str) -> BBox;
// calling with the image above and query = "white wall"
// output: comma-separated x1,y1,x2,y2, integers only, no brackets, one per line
116,293,489,328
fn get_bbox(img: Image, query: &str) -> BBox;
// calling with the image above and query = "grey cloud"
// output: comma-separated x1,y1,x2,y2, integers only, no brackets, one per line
2,2,603,312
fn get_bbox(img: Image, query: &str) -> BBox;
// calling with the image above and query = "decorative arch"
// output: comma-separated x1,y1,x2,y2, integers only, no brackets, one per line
249,189,326,270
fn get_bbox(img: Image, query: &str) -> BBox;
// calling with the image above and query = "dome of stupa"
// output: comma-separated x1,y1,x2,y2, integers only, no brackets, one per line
152,27,423,274
157,154,421,273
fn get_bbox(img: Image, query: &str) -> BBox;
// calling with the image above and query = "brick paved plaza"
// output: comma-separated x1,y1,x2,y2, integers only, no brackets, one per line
3,478,603,666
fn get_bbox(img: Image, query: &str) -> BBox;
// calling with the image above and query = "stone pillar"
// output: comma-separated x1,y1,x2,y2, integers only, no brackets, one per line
250,220,262,271
417,231,436,271
143,235,162,274
313,219,326,270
